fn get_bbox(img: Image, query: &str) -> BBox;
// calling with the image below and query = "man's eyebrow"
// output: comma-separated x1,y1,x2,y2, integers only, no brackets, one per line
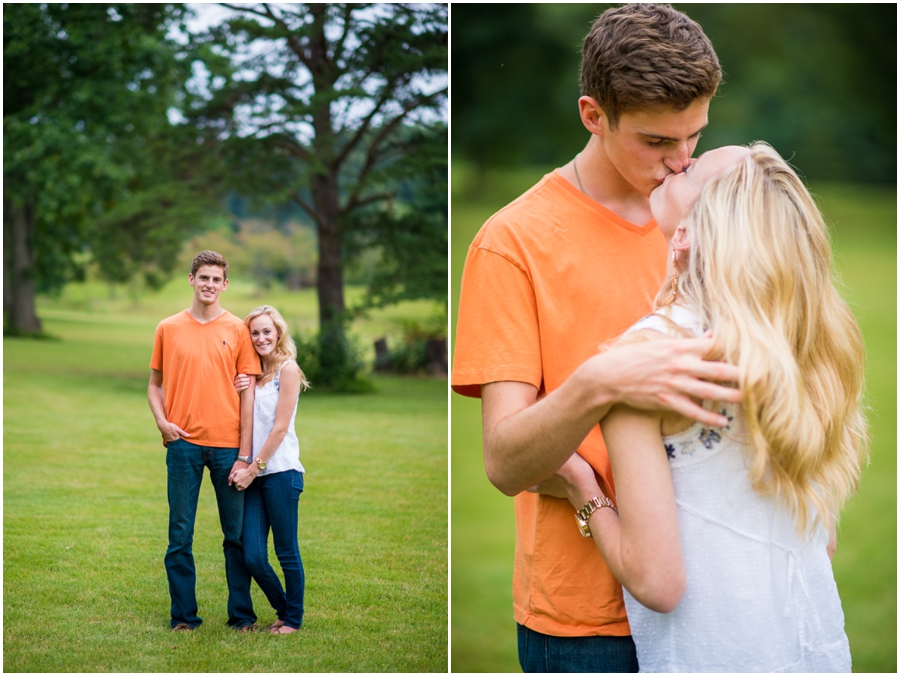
638,122,708,143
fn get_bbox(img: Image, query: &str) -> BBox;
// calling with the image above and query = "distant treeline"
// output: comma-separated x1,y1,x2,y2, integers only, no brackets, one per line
452,3,896,184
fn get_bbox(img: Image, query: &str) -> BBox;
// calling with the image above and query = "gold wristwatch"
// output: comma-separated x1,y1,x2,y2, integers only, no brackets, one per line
575,495,617,538
255,457,267,470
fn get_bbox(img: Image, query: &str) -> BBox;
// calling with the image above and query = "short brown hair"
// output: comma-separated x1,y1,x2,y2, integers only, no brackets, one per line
581,4,721,129
191,250,229,279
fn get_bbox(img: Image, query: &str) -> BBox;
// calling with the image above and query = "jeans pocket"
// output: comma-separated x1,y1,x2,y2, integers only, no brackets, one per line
165,438,187,466
293,471,304,495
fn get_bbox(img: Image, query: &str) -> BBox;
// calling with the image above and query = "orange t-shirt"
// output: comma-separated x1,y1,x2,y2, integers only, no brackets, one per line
150,309,262,448
452,170,667,637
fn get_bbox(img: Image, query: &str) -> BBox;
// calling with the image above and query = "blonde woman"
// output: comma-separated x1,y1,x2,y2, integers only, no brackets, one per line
231,305,311,634
535,143,867,671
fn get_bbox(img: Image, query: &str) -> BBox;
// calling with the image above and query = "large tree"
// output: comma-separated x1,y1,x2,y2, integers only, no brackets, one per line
3,4,208,333
189,3,447,357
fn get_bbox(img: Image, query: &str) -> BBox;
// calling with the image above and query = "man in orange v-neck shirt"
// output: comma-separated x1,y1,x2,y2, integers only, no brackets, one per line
148,250,262,632
453,5,741,672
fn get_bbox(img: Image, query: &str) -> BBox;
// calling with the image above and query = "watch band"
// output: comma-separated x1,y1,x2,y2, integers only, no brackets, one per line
237,455,252,464
575,495,618,538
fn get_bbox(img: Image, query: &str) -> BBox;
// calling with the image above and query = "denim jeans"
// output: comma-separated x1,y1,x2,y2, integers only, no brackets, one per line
243,469,305,629
165,439,255,629
517,623,639,673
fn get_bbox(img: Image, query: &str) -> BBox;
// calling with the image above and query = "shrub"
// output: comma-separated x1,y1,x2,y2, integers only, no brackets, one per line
294,321,375,393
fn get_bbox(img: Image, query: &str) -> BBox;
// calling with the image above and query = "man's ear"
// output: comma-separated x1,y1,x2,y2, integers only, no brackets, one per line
578,96,607,136
672,224,691,253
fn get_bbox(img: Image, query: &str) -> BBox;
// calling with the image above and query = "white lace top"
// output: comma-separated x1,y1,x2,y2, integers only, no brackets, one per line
251,366,304,476
621,305,851,673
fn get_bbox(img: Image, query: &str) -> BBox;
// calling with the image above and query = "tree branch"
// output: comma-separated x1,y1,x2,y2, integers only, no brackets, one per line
270,134,312,161
271,4,317,74
219,3,274,24
290,192,318,225
331,86,395,169
270,176,319,226
331,4,355,64
341,191,393,217
341,88,445,210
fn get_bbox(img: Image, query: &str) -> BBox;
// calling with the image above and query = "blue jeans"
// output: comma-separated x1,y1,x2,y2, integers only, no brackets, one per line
243,470,305,629
164,439,255,629
517,623,638,673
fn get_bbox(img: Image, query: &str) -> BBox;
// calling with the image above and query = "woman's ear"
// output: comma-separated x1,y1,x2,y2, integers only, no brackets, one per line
578,96,607,136
672,224,691,253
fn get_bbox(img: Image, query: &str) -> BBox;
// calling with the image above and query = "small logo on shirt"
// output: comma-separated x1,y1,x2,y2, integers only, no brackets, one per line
223,341,226,345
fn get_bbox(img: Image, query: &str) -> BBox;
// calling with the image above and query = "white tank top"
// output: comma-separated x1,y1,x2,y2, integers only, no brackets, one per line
622,305,851,673
251,365,305,476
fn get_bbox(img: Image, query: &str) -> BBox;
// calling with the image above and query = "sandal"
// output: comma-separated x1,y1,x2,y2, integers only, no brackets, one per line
171,623,194,632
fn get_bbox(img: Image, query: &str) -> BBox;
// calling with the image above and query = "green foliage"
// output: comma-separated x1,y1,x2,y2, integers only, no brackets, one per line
349,124,449,312
681,3,896,184
3,3,227,337
3,3,199,291
451,3,897,184
180,220,318,293
450,4,582,170
298,318,375,394
89,124,227,290
382,313,448,375
242,225,318,291
386,340,429,375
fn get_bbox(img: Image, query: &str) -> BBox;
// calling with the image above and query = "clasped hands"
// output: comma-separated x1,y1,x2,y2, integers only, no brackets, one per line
229,462,258,491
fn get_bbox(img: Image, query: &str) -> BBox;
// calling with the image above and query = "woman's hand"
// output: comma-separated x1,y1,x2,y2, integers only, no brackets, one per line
234,373,252,393
231,465,259,491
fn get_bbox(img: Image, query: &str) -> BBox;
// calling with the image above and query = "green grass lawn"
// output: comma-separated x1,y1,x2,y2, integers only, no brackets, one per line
450,163,897,673
4,282,448,672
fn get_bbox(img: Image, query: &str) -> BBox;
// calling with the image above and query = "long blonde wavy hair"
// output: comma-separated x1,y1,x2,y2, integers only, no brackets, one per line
244,305,310,391
657,141,868,535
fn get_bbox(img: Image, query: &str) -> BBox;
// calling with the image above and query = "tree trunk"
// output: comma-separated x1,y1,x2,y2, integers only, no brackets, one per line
309,168,354,385
3,204,12,323
311,171,344,329
4,199,42,334
305,5,360,388
307,5,344,334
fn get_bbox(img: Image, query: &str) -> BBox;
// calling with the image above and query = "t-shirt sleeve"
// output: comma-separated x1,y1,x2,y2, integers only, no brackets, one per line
235,326,263,376
150,324,164,372
452,245,542,398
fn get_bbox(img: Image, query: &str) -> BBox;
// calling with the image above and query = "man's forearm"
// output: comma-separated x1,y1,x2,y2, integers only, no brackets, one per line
148,383,168,429
238,380,255,456
482,363,615,496
482,335,743,497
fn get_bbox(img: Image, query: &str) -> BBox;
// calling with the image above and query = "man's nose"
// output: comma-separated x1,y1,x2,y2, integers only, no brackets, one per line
663,144,691,173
